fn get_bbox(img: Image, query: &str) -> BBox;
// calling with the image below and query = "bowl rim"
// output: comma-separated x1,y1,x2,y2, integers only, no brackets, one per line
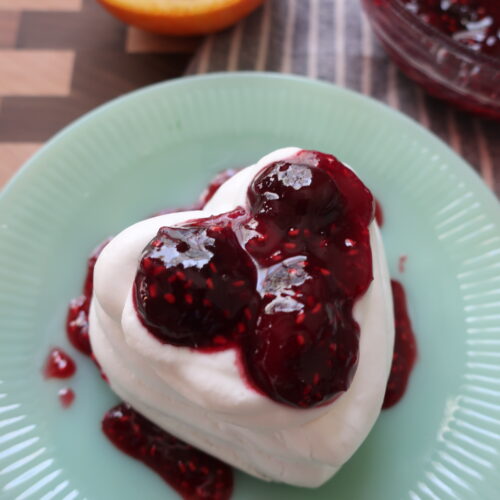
363,0,500,70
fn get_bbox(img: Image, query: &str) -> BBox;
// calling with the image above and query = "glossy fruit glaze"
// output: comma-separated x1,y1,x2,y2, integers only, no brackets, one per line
135,150,374,408
383,280,418,408
44,347,76,379
103,404,233,500
400,0,500,58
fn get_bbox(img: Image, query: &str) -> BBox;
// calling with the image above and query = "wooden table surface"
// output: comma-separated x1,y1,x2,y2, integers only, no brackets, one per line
0,0,200,188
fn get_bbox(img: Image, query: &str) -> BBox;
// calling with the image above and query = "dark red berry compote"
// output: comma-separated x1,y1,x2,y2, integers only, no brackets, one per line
362,0,500,118
44,347,76,379
401,0,500,57
383,280,418,408
103,404,233,500
135,150,374,408
135,209,261,350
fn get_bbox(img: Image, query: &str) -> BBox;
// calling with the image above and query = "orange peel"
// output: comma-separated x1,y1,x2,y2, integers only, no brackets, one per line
98,0,265,36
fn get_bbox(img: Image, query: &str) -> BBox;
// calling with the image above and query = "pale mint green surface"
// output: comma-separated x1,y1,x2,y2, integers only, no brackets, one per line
1,73,500,500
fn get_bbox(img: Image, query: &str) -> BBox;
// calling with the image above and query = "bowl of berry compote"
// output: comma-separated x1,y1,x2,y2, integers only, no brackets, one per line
361,0,500,119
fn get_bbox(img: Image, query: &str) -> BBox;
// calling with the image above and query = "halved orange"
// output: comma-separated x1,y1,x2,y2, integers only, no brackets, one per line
98,0,265,36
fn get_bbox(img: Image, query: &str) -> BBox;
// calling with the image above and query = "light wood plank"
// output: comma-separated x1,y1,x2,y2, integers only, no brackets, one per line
0,0,82,10
0,50,74,96
0,11,20,48
0,142,42,188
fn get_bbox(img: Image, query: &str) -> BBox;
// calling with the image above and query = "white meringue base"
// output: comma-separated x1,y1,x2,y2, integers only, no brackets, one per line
89,148,395,487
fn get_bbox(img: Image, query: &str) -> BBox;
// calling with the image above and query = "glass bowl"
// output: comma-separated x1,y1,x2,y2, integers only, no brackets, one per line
361,0,500,120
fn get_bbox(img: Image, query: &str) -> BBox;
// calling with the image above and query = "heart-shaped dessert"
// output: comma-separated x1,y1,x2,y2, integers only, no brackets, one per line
89,148,395,488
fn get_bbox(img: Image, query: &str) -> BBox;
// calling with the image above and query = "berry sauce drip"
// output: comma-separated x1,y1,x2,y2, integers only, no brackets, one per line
383,280,418,408
135,150,374,408
398,255,408,273
66,239,110,356
134,209,261,349
370,199,417,409
58,388,75,408
400,0,500,57
44,348,76,379
374,198,384,227
102,403,233,500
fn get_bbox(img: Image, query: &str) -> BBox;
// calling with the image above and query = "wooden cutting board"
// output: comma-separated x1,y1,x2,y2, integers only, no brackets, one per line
0,0,200,188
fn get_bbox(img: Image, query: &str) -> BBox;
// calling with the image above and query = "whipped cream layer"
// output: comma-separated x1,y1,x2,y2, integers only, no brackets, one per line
89,148,395,488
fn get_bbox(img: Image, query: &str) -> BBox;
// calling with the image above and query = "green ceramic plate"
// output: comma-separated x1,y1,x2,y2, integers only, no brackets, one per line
1,73,500,500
